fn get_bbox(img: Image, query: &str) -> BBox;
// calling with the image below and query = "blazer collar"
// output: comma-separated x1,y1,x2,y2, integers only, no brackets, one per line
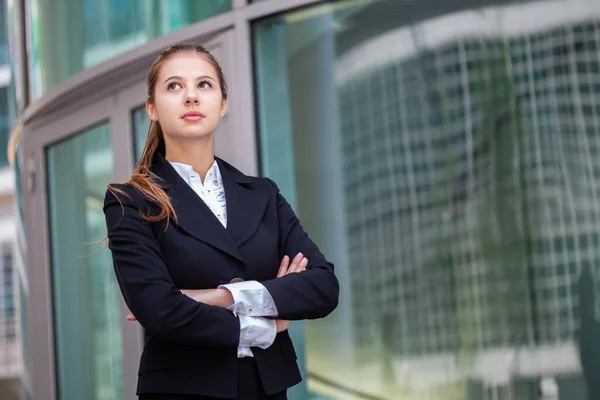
151,151,253,188
150,151,268,263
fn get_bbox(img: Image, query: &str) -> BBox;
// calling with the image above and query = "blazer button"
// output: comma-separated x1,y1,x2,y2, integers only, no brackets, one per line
230,277,244,283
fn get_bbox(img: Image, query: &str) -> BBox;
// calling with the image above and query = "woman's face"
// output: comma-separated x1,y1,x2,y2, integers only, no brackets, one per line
147,52,227,141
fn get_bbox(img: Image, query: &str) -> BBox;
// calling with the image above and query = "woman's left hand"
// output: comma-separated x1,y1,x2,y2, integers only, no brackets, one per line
180,288,233,308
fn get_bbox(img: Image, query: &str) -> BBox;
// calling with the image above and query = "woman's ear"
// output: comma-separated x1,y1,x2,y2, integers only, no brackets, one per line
220,98,229,118
146,99,157,120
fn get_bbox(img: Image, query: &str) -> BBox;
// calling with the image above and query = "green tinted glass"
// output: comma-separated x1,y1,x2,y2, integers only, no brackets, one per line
0,86,9,168
29,0,232,98
47,123,123,400
132,106,150,163
254,0,600,399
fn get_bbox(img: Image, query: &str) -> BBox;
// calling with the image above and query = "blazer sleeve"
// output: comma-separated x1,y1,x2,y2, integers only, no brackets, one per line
103,187,240,347
260,178,340,321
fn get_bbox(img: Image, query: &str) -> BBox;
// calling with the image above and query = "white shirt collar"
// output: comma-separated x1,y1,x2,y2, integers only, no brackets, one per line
169,159,223,187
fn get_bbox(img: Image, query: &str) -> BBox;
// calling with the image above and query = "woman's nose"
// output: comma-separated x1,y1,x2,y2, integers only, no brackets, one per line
185,95,199,105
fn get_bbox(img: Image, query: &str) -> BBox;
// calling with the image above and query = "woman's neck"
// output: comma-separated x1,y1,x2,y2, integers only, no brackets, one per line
165,138,215,183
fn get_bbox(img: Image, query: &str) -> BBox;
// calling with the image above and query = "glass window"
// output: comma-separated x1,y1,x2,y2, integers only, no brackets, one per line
0,85,10,168
0,241,17,380
47,123,123,400
1,244,14,324
14,144,30,393
18,268,30,374
254,0,600,399
28,0,232,98
0,0,7,65
132,106,150,163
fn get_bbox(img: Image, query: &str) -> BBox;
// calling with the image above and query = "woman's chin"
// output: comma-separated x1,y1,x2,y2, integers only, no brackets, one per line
171,130,215,141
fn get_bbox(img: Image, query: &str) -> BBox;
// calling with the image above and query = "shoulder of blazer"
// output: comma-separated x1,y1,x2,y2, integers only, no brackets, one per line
242,175,280,198
250,176,278,192
215,157,279,195
259,176,280,194
103,183,147,211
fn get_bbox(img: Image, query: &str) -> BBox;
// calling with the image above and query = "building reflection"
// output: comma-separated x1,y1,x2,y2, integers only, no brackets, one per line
254,0,600,398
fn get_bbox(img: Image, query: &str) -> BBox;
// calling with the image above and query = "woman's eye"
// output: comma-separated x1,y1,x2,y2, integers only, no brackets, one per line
167,82,181,90
199,81,212,89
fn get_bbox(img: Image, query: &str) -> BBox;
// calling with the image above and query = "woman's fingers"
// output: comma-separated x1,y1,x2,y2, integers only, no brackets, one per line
126,313,136,321
299,257,308,271
278,252,308,277
288,252,303,272
277,255,290,278
288,252,307,273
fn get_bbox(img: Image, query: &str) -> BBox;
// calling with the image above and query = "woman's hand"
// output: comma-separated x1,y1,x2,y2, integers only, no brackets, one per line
277,252,308,277
276,319,291,332
180,288,233,308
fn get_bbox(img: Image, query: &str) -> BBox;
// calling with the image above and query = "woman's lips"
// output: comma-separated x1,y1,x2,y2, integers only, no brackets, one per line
182,111,205,121
183,115,203,121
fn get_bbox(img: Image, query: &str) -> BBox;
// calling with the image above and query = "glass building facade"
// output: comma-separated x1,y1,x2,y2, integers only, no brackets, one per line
28,0,232,98
8,0,600,399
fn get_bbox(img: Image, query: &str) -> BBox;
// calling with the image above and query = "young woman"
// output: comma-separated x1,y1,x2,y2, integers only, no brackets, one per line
103,43,339,400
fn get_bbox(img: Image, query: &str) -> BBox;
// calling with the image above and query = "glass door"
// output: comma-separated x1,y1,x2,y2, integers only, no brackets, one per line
46,121,123,400
23,93,130,400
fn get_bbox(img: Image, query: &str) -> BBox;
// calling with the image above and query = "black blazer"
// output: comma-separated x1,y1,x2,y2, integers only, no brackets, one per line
103,151,339,397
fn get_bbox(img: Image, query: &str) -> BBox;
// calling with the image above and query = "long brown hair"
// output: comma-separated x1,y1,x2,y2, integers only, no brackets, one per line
107,42,228,226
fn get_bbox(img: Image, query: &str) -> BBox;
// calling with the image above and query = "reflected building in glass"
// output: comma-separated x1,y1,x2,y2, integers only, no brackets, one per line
254,0,600,399
333,1,600,398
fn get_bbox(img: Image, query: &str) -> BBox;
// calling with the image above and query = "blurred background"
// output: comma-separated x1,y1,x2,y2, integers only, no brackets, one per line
2,0,600,399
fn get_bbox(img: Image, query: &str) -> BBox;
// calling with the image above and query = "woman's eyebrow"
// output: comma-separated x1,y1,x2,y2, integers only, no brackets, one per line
163,75,216,84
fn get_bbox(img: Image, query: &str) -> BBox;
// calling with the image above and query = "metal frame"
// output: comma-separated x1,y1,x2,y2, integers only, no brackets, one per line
110,81,145,400
20,0,326,398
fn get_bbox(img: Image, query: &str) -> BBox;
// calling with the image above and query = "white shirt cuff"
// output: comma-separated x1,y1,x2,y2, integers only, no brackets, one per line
219,280,278,317
238,315,276,350
237,346,254,358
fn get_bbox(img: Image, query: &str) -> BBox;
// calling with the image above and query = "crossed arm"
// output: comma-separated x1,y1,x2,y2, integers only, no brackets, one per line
104,181,338,348
126,252,310,334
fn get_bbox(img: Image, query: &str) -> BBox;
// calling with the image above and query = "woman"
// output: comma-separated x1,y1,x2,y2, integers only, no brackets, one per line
103,42,339,400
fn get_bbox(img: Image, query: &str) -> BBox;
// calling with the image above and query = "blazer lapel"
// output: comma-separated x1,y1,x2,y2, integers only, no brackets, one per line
217,158,270,248
151,153,244,263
